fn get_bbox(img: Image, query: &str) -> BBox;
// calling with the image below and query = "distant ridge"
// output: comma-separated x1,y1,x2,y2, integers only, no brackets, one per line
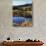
15,3,32,7
13,3,32,9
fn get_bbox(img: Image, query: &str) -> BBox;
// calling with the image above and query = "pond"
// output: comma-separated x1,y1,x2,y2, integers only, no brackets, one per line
13,16,32,24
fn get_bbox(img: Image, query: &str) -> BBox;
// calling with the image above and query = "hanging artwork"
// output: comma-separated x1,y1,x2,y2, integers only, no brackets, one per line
12,0,32,27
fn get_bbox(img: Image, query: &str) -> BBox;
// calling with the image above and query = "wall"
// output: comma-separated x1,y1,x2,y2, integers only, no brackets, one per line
0,0,46,46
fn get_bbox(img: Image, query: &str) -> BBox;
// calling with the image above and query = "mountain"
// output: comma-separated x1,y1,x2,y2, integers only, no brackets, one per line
13,3,32,10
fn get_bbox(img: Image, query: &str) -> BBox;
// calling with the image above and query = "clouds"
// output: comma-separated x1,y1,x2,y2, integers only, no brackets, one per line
12,0,32,6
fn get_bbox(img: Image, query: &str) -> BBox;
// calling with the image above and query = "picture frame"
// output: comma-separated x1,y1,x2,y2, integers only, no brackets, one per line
12,0,32,27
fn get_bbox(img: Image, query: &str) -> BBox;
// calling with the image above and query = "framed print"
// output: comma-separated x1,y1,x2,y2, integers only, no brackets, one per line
12,0,32,27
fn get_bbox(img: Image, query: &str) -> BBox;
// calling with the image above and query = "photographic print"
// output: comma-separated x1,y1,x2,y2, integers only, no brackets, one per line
12,0,32,27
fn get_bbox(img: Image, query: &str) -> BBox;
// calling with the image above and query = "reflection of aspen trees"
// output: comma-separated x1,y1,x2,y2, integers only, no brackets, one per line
21,22,32,27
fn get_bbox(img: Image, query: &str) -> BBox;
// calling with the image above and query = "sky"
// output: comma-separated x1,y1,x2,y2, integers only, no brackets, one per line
12,0,32,6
